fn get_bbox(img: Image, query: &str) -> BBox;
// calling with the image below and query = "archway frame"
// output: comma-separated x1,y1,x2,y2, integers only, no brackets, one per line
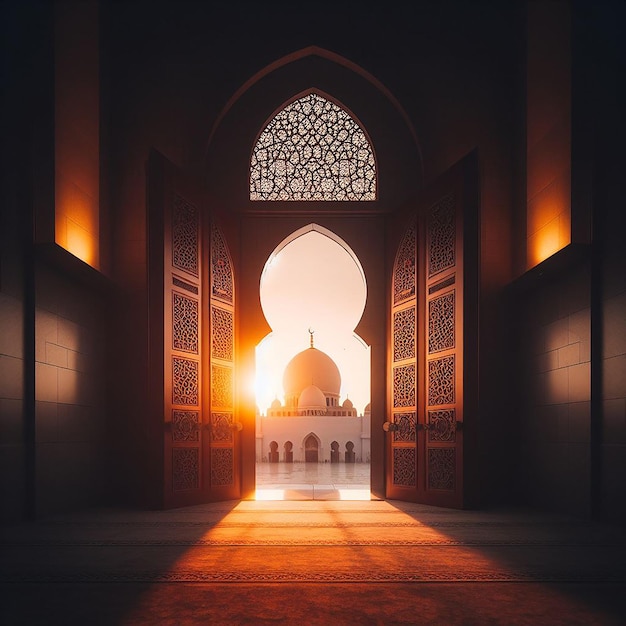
203,46,427,501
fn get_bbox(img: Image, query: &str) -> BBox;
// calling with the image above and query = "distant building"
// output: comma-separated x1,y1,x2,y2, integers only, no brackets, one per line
256,334,370,463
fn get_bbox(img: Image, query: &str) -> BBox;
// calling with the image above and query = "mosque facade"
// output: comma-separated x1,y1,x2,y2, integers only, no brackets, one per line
256,335,371,464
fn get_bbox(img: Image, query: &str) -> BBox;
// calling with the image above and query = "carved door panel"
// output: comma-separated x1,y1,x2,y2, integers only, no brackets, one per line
386,154,478,508
148,150,240,508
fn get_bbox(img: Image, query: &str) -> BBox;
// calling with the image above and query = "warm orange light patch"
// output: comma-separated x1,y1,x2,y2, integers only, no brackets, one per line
528,217,560,268
527,202,571,269
55,177,99,268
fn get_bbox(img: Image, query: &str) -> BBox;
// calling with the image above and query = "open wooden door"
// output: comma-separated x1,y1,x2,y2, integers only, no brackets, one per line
386,152,479,508
148,149,241,508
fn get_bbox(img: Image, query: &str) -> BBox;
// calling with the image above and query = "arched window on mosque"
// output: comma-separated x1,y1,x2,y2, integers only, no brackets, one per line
250,92,377,201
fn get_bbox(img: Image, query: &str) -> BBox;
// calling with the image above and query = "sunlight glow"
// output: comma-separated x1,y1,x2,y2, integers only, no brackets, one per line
253,488,372,501
256,226,370,416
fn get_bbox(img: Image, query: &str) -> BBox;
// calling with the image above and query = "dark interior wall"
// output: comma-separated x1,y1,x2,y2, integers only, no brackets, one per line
1,0,110,521
590,3,626,523
515,259,592,517
512,0,626,523
0,72,26,521
33,262,108,516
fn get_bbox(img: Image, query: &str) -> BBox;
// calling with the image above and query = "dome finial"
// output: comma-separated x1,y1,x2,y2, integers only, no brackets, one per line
308,327,315,348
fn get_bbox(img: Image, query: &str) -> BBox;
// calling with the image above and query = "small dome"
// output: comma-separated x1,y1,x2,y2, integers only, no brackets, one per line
298,384,327,409
364,403,371,414
342,398,354,409
270,398,282,409
283,347,341,397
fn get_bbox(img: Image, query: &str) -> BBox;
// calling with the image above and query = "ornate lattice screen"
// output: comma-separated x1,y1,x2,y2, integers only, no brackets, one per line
390,221,418,489
250,92,376,201
209,223,236,488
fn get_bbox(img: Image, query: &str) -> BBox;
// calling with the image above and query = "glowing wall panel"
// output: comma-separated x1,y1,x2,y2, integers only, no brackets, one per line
526,0,571,270
54,0,99,268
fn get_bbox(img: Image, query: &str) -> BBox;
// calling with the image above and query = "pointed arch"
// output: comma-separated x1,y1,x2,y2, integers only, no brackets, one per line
303,432,321,463
204,46,423,179
250,90,377,201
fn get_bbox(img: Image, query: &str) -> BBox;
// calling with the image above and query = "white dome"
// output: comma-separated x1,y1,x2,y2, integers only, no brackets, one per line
298,384,327,409
270,398,282,409
342,398,354,409
283,347,341,397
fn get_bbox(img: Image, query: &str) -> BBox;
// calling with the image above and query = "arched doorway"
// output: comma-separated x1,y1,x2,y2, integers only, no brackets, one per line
254,224,371,497
204,47,423,502
197,46,479,508
304,434,319,463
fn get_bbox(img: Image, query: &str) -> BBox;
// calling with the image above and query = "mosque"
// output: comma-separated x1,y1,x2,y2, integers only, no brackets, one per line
256,333,370,464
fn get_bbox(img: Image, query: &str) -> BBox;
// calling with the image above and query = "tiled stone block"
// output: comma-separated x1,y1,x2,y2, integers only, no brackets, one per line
603,292,626,359
545,367,568,405
35,309,58,363
568,309,590,360
601,445,626,522
36,400,58,443
535,349,559,373
0,444,25,522
58,367,79,405
603,398,626,445
0,294,23,358
35,362,58,403
0,355,23,400
67,349,89,373
568,362,590,403
603,354,626,401
558,343,579,368
544,318,569,352
0,398,24,444
568,401,590,444
57,318,83,353
45,343,68,368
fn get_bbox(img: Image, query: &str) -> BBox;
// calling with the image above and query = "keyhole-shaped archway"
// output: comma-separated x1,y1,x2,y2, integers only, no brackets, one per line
254,224,371,491
255,224,369,414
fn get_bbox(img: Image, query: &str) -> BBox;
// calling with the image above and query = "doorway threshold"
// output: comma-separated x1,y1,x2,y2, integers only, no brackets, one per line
255,484,372,501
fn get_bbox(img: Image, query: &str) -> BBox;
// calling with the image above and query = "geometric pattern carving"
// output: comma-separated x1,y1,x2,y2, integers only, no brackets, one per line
172,194,199,277
428,448,455,490
172,410,199,442
393,307,416,362
211,307,233,361
211,447,234,486
393,223,416,305
393,364,416,408
428,291,455,354
172,357,199,405
211,224,234,305
427,356,455,406
428,410,456,443
393,447,416,487
428,192,455,278
211,364,233,408
393,412,416,443
173,293,199,354
173,448,199,491
250,92,376,202
211,412,233,443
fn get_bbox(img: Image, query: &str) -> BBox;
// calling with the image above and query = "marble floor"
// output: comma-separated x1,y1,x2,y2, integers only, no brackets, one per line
255,461,372,500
